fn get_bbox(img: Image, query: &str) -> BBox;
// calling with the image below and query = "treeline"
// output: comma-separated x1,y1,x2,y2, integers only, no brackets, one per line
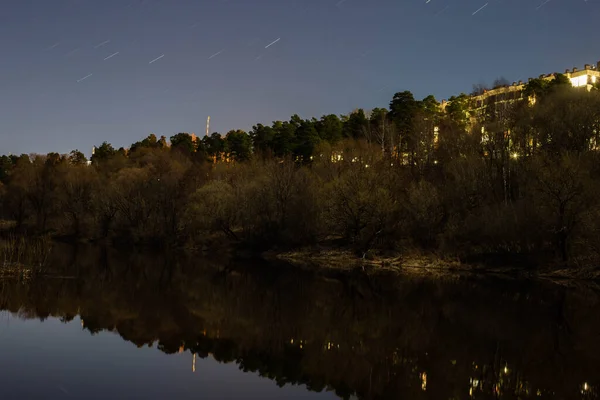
2,77,600,266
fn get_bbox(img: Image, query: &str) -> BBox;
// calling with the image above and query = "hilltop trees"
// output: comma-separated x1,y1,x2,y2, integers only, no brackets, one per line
1,80,600,268
316,114,343,144
225,130,252,162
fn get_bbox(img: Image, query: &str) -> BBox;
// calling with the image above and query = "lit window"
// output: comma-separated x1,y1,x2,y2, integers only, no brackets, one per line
570,75,588,87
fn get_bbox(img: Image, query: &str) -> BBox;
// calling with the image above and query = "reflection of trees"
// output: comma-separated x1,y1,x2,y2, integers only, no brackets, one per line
0,244,599,399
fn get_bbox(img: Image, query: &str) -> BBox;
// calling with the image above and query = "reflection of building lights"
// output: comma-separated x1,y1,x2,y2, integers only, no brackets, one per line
420,372,427,391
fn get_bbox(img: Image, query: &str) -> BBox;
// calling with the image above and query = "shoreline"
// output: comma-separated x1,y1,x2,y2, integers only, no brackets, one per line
3,232,600,284
263,248,600,283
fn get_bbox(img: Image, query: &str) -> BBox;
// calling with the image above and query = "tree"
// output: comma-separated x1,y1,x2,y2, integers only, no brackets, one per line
225,130,252,162
68,149,88,165
293,120,320,163
316,114,343,144
409,95,441,174
0,155,14,183
445,93,470,131
324,163,398,255
158,135,168,148
365,108,392,156
532,88,600,154
550,73,570,88
170,133,196,155
271,121,296,157
389,91,420,162
493,77,510,88
131,134,161,152
523,73,571,102
471,83,489,96
20,155,61,232
203,133,225,161
2,155,31,230
59,163,97,235
342,109,369,139
186,180,239,240
529,154,596,263
91,142,116,165
250,124,275,156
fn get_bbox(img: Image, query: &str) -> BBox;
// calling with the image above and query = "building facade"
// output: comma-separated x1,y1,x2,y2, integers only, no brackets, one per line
440,61,600,125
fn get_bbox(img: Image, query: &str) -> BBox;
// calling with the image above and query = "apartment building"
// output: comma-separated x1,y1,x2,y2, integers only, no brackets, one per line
469,61,600,119
439,61,600,123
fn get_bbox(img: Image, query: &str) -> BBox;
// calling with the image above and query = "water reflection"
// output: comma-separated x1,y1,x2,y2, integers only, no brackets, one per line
1,244,600,399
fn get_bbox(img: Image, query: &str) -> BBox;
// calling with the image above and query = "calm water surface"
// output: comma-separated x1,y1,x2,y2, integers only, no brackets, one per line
0,312,332,399
0,244,599,399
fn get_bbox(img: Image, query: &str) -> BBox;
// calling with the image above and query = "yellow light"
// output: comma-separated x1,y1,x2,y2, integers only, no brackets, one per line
592,76,597,84
511,152,519,159
570,75,588,87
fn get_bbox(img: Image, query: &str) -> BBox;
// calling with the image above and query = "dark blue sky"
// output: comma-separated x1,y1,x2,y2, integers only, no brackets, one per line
1,0,598,156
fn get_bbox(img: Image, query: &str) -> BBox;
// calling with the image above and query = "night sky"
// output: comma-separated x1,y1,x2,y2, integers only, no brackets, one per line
1,0,598,156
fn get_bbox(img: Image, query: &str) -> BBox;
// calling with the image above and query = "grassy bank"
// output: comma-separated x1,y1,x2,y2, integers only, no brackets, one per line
264,247,600,282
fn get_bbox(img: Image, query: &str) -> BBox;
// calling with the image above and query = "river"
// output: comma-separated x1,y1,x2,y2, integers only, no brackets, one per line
0,244,598,399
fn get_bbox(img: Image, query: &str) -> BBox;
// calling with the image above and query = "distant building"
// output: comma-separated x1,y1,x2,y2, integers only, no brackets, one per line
441,61,600,125
566,63,600,89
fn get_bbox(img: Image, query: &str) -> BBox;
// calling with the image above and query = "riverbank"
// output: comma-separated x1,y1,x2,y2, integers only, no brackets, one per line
263,247,600,282
3,230,600,283
264,248,520,276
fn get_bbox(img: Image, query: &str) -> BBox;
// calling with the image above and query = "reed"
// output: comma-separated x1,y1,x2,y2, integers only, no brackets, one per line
0,235,52,280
